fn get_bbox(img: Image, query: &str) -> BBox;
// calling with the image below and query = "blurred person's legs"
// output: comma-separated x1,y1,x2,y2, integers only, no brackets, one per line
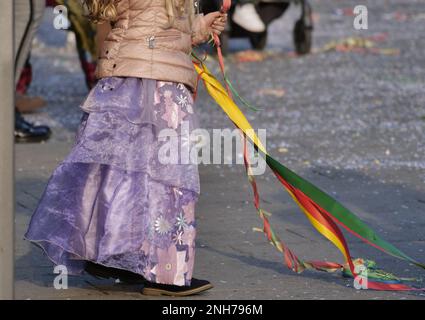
67,1,98,89
15,55,47,113
54,0,98,89
233,0,266,33
72,17,98,89
14,0,51,143
16,0,98,116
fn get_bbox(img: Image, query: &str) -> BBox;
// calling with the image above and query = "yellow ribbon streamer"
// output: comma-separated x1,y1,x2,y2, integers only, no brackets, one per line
195,61,351,264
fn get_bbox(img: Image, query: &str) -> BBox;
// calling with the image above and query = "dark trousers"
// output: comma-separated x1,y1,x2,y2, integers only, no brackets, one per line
238,0,259,4
14,0,45,85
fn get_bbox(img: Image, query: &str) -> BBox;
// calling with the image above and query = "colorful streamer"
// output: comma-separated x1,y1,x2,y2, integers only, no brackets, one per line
191,1,424,291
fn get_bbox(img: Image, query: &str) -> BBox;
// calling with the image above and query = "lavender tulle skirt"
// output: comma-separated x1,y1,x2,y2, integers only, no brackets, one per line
25,77,200,286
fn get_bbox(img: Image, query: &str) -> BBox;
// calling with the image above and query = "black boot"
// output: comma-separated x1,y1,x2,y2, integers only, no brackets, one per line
142,278,213,297
84,261,146,284
85,262,213,296
15,111,51,143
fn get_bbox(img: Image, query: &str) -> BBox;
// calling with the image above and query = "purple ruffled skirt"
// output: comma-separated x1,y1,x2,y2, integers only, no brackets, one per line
25,77,200,286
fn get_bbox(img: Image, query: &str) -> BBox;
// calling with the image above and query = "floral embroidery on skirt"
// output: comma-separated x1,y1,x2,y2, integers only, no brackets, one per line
25,77,200,286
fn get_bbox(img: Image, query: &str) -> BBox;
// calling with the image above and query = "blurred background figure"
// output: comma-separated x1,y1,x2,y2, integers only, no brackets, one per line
46,0,98,89
15,0,98,141
15,0,52,143
233,0,266,33
18,1,98,94
15,56,47,114
202,0,313,55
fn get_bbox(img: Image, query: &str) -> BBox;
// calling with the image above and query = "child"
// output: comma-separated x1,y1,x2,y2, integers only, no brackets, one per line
25,0,227,297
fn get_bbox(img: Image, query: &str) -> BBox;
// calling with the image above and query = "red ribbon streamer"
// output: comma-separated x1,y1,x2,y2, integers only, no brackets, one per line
213,0,232,94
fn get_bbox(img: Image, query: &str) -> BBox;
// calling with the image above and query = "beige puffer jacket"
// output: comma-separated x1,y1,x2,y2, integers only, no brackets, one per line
96,0,210,91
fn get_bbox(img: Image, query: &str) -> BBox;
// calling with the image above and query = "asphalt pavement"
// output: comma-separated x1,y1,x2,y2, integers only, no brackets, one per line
15,0,425,299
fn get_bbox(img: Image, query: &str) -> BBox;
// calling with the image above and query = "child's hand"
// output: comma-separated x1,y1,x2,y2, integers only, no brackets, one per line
204,12,228,36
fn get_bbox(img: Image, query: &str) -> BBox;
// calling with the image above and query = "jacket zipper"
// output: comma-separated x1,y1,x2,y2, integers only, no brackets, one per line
146,32,182,49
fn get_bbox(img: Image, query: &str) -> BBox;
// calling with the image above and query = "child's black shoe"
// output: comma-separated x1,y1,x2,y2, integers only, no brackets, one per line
142,278,213,297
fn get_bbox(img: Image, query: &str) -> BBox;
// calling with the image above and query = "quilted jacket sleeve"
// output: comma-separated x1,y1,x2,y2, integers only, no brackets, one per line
191,14,211,45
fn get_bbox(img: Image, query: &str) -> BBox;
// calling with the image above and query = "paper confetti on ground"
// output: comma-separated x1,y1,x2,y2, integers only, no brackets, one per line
317,35,400,56
258,88,286,98
233,50,270,63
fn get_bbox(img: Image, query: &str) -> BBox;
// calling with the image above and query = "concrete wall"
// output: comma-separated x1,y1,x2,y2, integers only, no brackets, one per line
0,0,15,300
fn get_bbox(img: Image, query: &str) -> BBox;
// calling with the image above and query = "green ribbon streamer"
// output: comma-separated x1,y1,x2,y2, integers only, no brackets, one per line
265,153,425,269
